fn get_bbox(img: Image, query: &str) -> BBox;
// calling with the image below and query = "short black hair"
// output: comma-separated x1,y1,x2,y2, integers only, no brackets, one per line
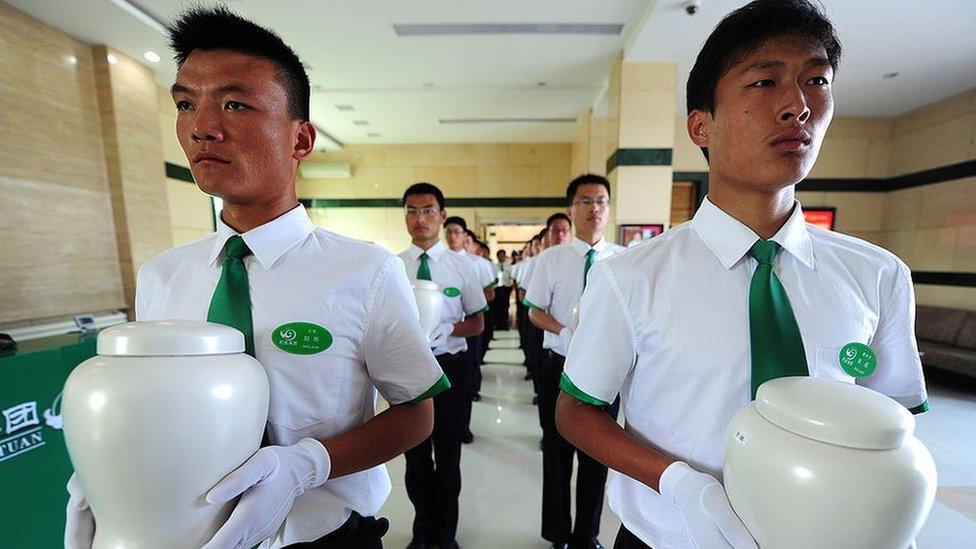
478,241,490,252
464,229,477,239
169,6,311,121
687,0,841,159
444,216,467,230
566,174,611,204
546,213,572,228
402,182,445,210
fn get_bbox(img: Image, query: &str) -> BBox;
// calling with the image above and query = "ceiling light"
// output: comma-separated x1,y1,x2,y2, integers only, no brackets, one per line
144,51,161,63
883,72,899,79
423,82,435,88
537,81,547,87
353,120,370,126
439,117,576,124
107,54,118,64
336,104,354,111
367,132,382,138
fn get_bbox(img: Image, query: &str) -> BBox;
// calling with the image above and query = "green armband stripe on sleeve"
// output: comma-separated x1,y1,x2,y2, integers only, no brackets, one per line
477,305,490,313
908,399,929,415
522,298,544,310
407,374,451,404
484,279,498,289
559,372,609,407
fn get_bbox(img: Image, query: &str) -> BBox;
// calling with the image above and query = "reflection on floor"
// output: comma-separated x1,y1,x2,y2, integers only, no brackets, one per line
379,330,976,548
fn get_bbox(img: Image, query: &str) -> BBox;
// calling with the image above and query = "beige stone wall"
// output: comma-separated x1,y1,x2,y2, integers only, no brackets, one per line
297,143,572,252
92,46,172,315
0,3,125,325
883,88,976,310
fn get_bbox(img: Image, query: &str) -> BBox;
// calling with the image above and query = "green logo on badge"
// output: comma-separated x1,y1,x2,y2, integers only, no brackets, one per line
271,322,333,355
838,342,877,378
443,287,461,298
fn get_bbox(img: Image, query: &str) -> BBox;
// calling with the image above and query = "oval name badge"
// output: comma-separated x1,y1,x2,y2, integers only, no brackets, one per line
838,342,877,378
272,322,333,355
443,287,461,298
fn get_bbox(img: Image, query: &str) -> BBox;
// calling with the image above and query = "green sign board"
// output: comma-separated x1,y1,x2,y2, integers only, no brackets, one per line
0,332,97,548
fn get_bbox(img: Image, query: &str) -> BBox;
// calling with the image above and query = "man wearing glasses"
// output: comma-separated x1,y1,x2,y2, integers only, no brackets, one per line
524,174,624,549
398,183,487,549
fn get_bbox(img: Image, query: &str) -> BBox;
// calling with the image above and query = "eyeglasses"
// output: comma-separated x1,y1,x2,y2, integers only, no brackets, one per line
573,197,610,208
405,207,440,218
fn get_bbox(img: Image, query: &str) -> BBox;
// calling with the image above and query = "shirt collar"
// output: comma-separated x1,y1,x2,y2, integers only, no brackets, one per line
208,205,316,269
570,235,607,256
692,196,815,270
407,239,448,261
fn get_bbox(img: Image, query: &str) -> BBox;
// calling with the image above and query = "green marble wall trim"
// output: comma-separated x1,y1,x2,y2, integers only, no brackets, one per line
606,148,673,173
164,162,194,183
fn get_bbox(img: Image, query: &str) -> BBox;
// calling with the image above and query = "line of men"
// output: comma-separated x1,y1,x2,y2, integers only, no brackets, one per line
64,1,929,549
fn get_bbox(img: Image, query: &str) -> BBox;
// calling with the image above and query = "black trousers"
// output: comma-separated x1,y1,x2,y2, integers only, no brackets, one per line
526,323,545,399
404,352,469,544
284,512,388,548
492,286,512,329
612,525,652,549
538,350,619,545
462,335,482,433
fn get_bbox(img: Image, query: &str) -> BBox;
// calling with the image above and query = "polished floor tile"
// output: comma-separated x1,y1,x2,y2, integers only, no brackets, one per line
379,331,976,549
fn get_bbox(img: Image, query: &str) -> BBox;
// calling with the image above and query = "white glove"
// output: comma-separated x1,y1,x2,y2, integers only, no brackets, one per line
202,438,331,549
428,322,454,349
659,461,757,549
65,473,95,549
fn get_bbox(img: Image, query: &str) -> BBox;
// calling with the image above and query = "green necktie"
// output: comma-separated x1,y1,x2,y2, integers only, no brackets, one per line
208,235,255,357
583,248,597,287
749,240,808,399
417,252,432,281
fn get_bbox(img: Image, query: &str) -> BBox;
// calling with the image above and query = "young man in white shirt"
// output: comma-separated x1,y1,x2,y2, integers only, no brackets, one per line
65,8,445,549
555,2,928,548
494,249,513,330
442,216,495,443
398,184,488,549
525,180,625,549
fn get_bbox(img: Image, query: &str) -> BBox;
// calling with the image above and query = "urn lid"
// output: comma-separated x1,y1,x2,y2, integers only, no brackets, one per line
97,321,245,356
412,280,440,291
755,377,915,450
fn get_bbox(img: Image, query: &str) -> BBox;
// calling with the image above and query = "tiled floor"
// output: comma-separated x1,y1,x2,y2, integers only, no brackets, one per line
379,331,976,548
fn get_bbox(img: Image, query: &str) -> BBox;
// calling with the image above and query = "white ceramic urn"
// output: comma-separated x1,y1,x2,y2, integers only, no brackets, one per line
62,321,270,549
412,280,444,339
723,376,937,549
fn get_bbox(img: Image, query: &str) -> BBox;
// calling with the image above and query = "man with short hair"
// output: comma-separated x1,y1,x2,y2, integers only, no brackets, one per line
525,176,624,549
399,184,487,549
65,7,444,549
556,2,928,548
493,250,513,330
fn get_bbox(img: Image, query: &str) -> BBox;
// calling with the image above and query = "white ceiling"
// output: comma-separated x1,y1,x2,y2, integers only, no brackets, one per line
9,0,976,147
8,0,649,147
628,0,976,117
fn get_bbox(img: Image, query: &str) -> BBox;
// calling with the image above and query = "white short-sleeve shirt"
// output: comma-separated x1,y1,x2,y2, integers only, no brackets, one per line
457,250,498,290
399,241,488,356
136,205,445,548
517,256,538,290
524,236,624,356
562,197,928,549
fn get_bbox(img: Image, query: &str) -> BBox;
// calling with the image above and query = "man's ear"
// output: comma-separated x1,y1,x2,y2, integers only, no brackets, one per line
293,121,316,161
687,110,709,149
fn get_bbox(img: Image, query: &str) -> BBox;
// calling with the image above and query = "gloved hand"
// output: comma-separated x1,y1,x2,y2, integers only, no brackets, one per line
428,322,455,349
65,473,95,549
202,438,331,549
558,326,574,346
659,461,757,549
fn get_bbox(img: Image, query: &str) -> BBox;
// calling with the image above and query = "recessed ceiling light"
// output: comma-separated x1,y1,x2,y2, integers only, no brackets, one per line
367,132,381,138
423,82,435,88
882,72,899,79
353,120,370,126
107,54,118,65
537,81,547,87
336,104,354,111
143,51,161,63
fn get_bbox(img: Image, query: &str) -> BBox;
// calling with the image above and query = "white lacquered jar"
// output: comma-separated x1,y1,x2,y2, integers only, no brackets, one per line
412,280,444,339
62,321,270,549
724,376,936,549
